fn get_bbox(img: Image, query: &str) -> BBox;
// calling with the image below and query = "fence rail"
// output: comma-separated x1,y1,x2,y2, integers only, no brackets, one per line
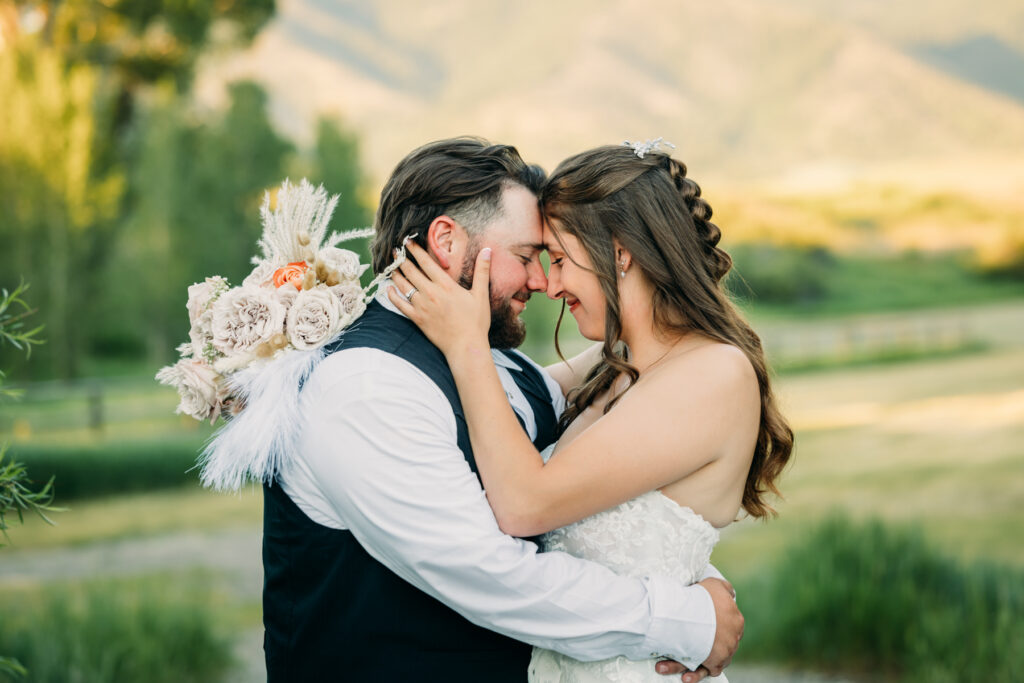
2,302,1022,438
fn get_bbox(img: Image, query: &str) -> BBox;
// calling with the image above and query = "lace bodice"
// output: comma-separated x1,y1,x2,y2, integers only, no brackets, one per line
542,490,719,584
528,446,726,683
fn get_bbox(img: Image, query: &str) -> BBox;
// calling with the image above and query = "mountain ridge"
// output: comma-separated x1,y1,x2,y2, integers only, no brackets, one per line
194,0,1024,188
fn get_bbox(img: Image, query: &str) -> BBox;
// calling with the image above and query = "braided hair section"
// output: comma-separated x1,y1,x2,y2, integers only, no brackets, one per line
664,157,732,283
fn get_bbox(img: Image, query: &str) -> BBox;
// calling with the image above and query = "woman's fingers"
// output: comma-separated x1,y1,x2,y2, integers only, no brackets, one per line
390,269,415,297
405,241,450,282
386,281,415,317
396,252,432,291
472,248,492,304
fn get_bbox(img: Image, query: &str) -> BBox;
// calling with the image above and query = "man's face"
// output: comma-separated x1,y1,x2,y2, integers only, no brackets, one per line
458,184,547,348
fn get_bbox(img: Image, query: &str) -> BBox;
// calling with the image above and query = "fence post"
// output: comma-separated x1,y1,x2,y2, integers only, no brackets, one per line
88,383,104,433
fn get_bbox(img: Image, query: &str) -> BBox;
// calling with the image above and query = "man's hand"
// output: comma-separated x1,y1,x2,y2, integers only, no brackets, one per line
700,577,743,678
653,578,742,681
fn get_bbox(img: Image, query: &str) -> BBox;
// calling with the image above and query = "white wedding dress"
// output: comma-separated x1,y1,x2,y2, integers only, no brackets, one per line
528,445,727,683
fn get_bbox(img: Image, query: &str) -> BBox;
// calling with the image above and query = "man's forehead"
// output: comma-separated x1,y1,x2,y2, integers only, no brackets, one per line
510,240,545,252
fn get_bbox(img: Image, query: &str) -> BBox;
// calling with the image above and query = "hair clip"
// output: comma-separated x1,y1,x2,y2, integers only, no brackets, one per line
623,138,676,159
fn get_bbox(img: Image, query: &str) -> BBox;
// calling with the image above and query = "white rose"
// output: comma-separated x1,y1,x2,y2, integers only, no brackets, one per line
330,281,366,317
211,285,287,356
189,309,215,361
318,247,368,282
242,262,277,288
156,359,225,423
187,276,229,326
274,282,300,311
287,285,344,350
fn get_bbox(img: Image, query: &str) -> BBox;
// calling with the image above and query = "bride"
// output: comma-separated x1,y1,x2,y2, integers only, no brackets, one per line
388,144,793,682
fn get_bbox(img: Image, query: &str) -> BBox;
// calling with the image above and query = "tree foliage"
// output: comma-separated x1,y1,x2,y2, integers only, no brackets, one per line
0,281,57,680
0,1,372,379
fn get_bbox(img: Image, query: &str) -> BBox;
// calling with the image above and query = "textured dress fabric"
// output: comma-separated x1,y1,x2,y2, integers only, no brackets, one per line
528,448,727,683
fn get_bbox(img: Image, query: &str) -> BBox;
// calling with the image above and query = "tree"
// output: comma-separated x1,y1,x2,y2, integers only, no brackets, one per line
0,1,277,377
0,43,123,378
116,81,295,363
306,115,374,276
0,281,56,680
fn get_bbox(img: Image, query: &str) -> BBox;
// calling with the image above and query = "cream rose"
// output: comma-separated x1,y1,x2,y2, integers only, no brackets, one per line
211,285,287,356
330,281,366,318
156,359,225,423
187,276,229,326
189,311,215,361
286,285,344,350
187,277,230,360
274,282,300,311
318,247,368,282
242,262,277,288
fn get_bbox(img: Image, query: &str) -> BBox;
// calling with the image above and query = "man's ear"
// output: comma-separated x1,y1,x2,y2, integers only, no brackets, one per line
426,215,466,272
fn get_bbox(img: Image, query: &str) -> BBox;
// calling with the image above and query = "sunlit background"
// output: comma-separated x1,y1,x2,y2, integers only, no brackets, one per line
1,1,1022,681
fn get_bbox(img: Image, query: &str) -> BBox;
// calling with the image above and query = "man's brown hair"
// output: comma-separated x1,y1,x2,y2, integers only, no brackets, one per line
370,137,545,274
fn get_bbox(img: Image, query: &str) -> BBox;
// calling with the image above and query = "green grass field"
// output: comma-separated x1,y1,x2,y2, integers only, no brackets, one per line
5,344,1021,571
713,346,1024,575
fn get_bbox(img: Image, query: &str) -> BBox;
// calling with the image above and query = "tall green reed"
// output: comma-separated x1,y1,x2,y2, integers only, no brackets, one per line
737,515,1023,681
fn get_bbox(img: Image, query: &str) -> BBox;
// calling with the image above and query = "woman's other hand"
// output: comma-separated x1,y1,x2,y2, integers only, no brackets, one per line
387,242,492,357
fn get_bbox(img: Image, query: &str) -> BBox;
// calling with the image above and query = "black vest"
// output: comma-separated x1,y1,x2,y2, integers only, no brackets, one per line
263,301,559,682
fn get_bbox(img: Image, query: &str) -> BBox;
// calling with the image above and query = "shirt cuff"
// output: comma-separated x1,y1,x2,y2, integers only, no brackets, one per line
699,562,726,583
640,576,716,670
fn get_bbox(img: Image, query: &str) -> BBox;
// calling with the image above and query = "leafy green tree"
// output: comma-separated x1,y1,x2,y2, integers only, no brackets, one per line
0,43,123,378
0,281,56,680
0,1,277,377
306,115,374,276
114,81,294,362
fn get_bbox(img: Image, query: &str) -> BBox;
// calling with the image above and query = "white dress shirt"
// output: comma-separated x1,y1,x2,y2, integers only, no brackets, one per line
278,288,718,668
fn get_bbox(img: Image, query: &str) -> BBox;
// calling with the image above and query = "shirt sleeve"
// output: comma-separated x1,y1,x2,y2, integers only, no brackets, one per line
285,348,715,667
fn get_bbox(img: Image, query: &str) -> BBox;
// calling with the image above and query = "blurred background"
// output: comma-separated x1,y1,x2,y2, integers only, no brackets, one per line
1,1,1021,681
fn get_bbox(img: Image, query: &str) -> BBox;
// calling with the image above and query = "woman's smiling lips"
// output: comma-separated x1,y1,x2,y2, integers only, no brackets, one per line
566,297,580,313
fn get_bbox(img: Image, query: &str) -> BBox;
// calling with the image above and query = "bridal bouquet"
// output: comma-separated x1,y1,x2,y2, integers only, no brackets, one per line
156,179,407,491
156,179,375,423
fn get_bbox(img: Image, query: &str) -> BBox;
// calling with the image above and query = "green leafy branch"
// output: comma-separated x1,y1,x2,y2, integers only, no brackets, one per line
0,280,45,399
0,655,27,678
0,444,64,547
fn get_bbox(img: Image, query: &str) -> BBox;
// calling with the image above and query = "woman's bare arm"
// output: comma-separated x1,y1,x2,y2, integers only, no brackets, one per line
545,343,603,397
388,243,758,537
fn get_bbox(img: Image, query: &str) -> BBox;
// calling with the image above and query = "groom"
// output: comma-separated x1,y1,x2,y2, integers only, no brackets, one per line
262,138,742,682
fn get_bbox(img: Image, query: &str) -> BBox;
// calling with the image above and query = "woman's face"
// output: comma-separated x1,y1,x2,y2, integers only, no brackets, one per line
543,221,608,341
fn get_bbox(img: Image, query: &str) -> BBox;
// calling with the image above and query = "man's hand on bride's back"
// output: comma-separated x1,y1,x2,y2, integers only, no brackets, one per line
652,577,741,681
700,577,743,679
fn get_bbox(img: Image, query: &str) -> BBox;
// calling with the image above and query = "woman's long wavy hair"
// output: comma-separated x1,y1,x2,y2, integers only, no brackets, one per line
541,145,793,518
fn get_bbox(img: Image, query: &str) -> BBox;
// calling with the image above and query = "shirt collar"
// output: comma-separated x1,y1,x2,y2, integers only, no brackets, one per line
375,279,405,317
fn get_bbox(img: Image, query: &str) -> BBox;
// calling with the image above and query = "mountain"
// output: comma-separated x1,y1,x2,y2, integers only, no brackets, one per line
193,0,1024,188
912,36,1024,105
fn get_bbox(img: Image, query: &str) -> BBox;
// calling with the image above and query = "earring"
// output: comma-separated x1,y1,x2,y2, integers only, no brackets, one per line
620,260,627,278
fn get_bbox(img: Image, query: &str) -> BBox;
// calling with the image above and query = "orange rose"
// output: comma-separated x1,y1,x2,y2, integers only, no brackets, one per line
273,261,309,289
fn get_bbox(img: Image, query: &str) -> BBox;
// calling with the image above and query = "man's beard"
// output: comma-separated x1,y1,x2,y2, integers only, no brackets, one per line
459,244,528,349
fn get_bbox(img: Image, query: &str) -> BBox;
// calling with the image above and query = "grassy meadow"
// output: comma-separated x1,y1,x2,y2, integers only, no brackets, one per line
7,338,1021,561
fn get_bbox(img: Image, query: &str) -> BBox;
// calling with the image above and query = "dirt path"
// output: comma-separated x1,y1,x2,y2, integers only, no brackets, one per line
0,525,264,600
